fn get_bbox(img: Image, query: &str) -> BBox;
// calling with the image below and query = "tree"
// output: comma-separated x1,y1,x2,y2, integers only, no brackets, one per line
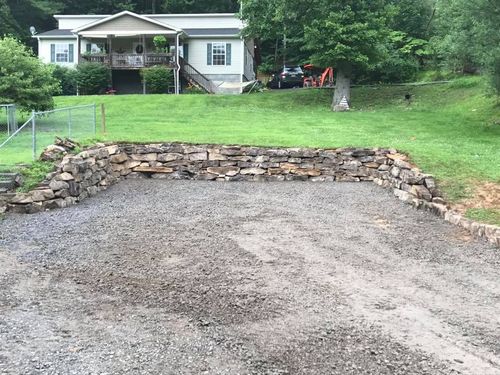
0,0,22,37
305,1,393,110
0,36,58,111
433,0,499,73
243,0,393,110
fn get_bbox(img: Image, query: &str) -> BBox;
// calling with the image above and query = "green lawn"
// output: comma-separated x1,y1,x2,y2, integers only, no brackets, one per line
3,77,499,222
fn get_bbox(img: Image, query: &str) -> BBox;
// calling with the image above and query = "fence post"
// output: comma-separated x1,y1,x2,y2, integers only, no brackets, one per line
101,103,106,134
6,106,11,137
68,108,72,138
31,111,36,161
93,103,97,136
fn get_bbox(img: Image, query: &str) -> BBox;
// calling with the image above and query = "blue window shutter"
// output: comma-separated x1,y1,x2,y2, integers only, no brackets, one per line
183,43,189,62
207,43,212,65
68,44,74,63
86,43,92,53
50,44,55,63
226,43,231,66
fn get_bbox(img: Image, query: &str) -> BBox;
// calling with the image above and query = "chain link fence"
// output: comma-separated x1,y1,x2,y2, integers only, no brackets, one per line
0,105,17,139
0,104,96,168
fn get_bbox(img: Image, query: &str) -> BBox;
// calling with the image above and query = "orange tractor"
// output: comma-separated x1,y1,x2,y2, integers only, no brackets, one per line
303,64,334,88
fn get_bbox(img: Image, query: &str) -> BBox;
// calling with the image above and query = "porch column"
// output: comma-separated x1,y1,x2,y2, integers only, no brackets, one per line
77,34,81,64
142,35,147,94
142,34,146,66
107,35,112,68
175,33,180,95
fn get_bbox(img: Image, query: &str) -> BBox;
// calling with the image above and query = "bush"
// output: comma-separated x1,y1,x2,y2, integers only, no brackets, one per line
0,36,59,111
75,63,110,95
359,52,419,84
52,65,77,96
140,66,174,94
17,161,55,192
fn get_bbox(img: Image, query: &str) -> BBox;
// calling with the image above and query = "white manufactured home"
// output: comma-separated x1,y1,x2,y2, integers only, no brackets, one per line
34,11,256,94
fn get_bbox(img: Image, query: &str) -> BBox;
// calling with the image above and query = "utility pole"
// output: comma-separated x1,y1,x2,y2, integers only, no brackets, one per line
152,0,156,14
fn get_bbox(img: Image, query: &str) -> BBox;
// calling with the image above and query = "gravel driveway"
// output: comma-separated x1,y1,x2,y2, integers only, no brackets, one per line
0,180,499,375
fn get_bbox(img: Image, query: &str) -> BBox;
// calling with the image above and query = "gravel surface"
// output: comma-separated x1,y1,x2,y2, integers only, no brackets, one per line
0,180,499,375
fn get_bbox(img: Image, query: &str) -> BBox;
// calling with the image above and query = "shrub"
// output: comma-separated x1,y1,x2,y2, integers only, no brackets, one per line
17,161,55,192
359,51,419,84
0,36,59,111
52,65,77,96
75,62,110,95
140,66,174,94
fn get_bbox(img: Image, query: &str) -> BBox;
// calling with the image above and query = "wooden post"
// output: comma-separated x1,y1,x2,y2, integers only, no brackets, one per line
77,34,81,64
142,35,147,95
142,34,146,65
107,35,112,67
101,103,106,134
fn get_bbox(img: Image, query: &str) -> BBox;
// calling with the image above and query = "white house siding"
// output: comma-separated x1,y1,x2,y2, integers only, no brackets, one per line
186,38,242,82
56,16,104,30
38,38,77,67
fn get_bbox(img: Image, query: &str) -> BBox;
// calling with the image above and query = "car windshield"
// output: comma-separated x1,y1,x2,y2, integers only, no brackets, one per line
284,67,302,73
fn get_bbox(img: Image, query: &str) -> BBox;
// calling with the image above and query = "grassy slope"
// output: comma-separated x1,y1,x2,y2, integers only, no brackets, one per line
3,77,495,221
55,78,499,200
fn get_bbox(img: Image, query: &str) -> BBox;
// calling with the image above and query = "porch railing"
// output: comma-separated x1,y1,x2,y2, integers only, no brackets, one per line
81,53,174,68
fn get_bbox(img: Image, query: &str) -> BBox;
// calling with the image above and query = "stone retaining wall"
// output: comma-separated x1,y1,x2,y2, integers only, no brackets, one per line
1,143,498,247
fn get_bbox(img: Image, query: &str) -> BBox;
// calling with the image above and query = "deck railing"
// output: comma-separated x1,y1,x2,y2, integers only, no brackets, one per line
82,53,174,68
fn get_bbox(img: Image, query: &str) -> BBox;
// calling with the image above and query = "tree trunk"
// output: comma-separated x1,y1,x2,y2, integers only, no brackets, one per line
332,64,352,111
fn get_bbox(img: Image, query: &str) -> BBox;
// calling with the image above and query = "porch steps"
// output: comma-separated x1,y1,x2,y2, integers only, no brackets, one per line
179,57,217,94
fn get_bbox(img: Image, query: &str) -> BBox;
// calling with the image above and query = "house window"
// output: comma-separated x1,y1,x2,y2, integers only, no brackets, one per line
207,42,231,66
55,44,70,62
212,42,226,66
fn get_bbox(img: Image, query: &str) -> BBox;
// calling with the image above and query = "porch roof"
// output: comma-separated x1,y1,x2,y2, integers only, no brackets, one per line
35,29,75,38
184,28,241,37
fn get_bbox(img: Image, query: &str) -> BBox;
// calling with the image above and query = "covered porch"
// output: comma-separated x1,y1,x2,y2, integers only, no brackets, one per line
79,35,176,70
72,11,182,94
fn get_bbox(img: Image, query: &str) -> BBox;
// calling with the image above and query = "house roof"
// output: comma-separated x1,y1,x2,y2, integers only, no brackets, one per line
54,13,238,19
184,28,241,37
35,29,75,38
72,10,182,34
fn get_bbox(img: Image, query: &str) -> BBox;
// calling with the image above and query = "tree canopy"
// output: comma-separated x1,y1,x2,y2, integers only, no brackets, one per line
0,36,58,111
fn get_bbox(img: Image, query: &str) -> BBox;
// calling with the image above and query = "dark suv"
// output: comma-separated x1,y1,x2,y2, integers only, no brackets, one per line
268,66,304,89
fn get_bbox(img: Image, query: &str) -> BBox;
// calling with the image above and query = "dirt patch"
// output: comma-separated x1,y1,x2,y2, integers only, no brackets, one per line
0,181,499,374
453,181,500,212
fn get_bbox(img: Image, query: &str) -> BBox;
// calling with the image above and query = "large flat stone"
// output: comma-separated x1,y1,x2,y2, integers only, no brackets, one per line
133,166,174,174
